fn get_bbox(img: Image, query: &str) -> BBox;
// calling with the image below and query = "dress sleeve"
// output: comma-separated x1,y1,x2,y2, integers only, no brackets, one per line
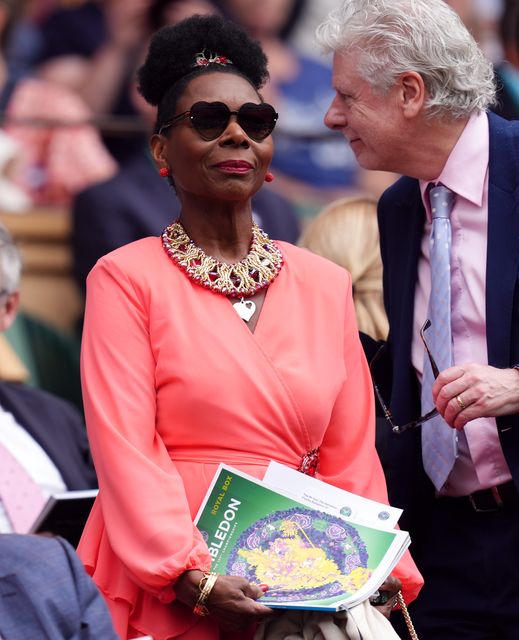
317,271,424,604
81,255,211,598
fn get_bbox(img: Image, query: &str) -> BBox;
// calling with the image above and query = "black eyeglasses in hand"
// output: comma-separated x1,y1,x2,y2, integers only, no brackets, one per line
369,319,439,434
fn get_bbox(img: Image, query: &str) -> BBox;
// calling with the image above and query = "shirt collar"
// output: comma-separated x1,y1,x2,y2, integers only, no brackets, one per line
419,111,488,216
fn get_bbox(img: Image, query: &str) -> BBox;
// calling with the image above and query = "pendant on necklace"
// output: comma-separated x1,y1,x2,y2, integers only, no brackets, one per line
233,297,256,322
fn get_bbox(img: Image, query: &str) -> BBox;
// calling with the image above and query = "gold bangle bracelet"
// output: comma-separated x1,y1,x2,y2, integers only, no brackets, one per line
193,572,218,617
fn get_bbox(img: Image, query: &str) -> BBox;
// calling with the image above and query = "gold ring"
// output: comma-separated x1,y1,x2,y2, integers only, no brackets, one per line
456,394,466,411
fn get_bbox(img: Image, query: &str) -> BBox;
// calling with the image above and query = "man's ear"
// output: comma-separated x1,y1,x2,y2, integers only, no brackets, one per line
398,71,425,119
0,291,19,332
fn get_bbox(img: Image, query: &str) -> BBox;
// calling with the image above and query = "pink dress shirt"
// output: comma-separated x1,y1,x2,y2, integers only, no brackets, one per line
412,111,512,496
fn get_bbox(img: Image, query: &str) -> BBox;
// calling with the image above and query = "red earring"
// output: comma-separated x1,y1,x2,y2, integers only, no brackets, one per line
265,171,274,183
159,167,170,177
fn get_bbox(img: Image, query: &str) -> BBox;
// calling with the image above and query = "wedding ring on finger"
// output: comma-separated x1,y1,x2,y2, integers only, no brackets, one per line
455,394,466,411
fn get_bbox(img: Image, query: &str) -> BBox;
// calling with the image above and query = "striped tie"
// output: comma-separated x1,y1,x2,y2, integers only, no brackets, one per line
421,184,458,490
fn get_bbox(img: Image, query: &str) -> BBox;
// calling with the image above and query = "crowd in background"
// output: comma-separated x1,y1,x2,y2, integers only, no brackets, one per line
0,0,518,638
0,0,510,223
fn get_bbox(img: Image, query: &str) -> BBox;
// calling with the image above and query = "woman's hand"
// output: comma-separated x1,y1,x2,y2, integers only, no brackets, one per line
369,575,401,619
175,570,274,631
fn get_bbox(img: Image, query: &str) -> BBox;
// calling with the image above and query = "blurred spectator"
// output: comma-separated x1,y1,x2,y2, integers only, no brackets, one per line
0,222,96,535
475,0,504,61
0,0,33,212
72,0,301,294
298,195,388,342
37,1,106,62
447,1,487,39
4,73,117,205
493,0,519,119
148,0,217,28
0,128,32,212
27,0,153,163
0,0,41,109
0,328,27,383
289,0,338,60
4,303,84,411
447,0,503,61
0,0,19,86
0,2,116,206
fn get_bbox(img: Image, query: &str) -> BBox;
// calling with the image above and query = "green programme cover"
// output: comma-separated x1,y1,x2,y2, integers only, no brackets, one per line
195,465,409,611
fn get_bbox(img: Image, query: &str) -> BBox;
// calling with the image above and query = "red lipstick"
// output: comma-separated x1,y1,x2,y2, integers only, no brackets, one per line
215,160,253,174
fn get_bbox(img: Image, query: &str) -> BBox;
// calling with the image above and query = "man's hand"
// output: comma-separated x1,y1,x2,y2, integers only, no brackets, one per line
432,363,519,429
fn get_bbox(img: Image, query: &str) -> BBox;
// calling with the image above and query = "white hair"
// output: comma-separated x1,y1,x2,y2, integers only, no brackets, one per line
0,224,22,294
315,0,496,119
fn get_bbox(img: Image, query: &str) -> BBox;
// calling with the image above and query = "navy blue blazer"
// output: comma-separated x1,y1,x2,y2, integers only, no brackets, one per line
72,152,301,292
376,112,519,536
0,534,118,639
0,382,97,490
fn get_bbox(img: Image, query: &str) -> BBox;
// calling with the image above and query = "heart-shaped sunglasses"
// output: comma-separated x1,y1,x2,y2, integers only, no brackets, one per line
159,101,278,142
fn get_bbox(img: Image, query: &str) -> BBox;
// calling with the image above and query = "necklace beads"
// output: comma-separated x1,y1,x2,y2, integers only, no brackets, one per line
161,221,283,297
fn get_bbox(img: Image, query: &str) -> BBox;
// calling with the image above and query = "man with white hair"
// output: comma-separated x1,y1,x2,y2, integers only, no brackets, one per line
0,223,96,536
318,1,519,638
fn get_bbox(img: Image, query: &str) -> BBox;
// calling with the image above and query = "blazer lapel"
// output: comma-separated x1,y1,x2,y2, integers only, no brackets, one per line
486,113,519,367
380,179,425,420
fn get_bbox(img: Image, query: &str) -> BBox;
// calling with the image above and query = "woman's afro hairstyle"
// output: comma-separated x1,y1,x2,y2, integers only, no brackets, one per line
137,14,269,108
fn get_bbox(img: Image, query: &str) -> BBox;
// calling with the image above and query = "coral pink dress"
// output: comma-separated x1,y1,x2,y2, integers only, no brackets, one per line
78,237,423,640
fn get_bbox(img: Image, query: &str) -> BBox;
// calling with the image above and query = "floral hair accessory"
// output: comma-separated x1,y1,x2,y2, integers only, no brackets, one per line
193,48,233,68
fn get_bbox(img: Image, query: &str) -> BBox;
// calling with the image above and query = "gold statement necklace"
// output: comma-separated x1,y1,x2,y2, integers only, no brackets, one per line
161,221,284,321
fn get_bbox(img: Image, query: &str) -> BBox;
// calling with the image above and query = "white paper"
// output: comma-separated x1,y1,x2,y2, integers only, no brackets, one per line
263,461,402,529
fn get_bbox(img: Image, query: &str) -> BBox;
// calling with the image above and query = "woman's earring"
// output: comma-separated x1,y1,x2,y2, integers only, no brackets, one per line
159,167,170,177
265,171,274,183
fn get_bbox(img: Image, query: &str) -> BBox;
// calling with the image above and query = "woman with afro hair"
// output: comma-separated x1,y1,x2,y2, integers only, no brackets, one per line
77,13,423,640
